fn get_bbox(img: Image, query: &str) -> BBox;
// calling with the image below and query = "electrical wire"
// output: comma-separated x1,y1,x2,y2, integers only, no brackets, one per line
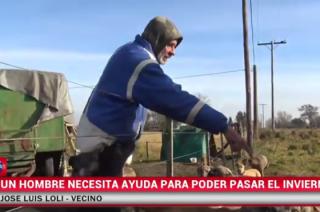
249,0,256,64
0,60,244,90
0,60,94,89
173,69,244,79
0,61,29,70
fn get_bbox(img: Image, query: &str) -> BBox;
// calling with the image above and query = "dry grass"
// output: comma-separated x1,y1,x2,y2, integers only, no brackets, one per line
254,129,320,176
133,132,162,162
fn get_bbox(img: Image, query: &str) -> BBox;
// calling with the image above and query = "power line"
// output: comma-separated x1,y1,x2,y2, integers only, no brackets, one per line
249,0,256,64
173,69,244,79
0,60,94,89
256,0,261,43
69,86,93,89
67,80,94,89
66,69,245,89
0,59,244,89
0,61,29,70
68,69,245,88
69,69,244,89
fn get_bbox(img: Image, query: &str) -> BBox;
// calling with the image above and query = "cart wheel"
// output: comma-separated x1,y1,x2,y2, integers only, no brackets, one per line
44,157,54,176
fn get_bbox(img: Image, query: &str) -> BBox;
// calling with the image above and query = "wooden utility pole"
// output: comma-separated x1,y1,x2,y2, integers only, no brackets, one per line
242,0,253,148
259,103,267,128
165,117,174,176
253,65,258,139
258,40,286,131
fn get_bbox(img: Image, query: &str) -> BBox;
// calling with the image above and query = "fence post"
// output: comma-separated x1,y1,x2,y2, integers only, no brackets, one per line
146,141,149,160
220,133,226,165
165,117,174,176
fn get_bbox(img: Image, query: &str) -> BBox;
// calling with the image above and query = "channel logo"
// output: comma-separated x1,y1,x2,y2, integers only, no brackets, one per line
0,157,7,176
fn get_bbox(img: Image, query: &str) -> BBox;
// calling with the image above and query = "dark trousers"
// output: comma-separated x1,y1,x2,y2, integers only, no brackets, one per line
70,141,136,177
98,141,136,176
68,141,136,212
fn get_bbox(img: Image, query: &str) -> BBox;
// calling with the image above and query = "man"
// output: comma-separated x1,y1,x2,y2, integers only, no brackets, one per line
71,16,252,177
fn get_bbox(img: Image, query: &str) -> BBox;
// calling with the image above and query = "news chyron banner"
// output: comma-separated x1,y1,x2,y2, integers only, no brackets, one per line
1,178,320,206
0,157,7,177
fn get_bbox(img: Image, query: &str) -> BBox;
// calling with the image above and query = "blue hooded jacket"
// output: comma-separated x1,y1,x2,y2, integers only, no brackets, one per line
83,34,228,142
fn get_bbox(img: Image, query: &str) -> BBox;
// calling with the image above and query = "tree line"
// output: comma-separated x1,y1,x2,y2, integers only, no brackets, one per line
235,104,320,129
144,104,320,131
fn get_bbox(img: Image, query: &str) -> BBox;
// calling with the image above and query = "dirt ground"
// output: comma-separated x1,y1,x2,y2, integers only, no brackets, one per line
132,162,199,176
131,157,237,177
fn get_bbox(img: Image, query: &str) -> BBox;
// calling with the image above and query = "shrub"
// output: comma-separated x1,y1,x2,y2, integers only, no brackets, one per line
259,130,274,140
311,139,319,145
288,145,297,150
302,144,315,155
308,130,318,138
275,131,286,139
299,131,310,140
302,144,310,151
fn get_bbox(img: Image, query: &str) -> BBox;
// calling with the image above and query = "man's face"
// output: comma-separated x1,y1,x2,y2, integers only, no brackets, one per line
157,40,178,64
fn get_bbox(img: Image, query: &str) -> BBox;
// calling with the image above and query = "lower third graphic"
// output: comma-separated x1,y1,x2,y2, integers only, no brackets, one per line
0,157,7,176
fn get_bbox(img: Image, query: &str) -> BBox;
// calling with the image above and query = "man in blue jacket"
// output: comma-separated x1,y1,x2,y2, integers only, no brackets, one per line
71,16,252,177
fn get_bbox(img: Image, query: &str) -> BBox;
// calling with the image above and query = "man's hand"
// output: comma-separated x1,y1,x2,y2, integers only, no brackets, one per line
223,127,253,157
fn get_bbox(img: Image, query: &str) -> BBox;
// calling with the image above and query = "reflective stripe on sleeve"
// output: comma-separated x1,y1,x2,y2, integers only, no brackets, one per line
185,100,205,124
126,59,157,101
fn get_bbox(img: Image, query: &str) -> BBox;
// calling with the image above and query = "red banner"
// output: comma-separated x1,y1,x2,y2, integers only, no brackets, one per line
1,177,320,192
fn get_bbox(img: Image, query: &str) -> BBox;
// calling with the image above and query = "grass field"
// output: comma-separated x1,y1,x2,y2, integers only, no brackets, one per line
132,129,320,176
254,129,320,176
133,132,162,162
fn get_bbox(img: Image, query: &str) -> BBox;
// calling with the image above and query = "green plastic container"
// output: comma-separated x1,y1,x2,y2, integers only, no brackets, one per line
161,126,209,163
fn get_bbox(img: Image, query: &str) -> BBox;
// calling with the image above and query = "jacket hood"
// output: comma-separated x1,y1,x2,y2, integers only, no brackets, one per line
142,16,183,56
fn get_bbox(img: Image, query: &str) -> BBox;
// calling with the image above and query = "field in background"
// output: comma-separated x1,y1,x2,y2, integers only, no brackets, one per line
133,132,162,162
132,131,199,176
132,129,320,176
255,129,320,176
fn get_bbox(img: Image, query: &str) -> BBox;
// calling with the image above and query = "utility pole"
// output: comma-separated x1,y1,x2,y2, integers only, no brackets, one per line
165,118,173,176
253,65,258,139
258,40,286,131
242,0,253,148
259,103,267,128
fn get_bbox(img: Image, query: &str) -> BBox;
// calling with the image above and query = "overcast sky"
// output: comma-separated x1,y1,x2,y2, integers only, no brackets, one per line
0,0,319,123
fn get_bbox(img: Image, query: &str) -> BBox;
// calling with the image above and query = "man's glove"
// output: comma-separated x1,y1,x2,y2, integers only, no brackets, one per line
223,127,253,157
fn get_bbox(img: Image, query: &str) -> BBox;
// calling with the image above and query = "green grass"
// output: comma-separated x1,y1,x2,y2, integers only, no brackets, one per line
254,129,320,176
